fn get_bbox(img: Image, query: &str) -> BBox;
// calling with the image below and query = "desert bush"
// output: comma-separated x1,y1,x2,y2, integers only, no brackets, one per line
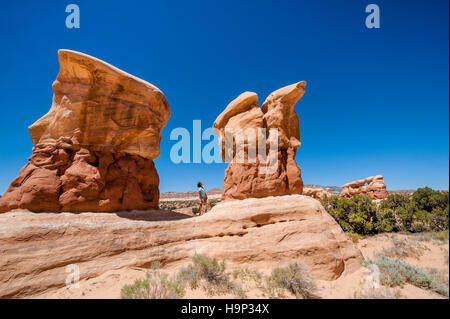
191,207,199,215
378,237,424,259
232,267,264,294
120,271,186,299
367,256,448,297
263,262,317,299
375,208,397,232
414,230,449,242
178,254,242,296
430,205,449,231
413,187,449,212
345,232,363,243
353,287,402,299
232,267,263,283
425,267,449,295
209,199,220,209
321,188,449,235
321,194,377,235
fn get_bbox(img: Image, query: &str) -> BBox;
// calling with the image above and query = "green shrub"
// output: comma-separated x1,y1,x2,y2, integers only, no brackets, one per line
178,254,240,296
430,205,449,231
380,193,411,210
264,262,317,299
425,267,449,296
210,199,220,209
321,188,449,235
192,207,199,215
414,230,449,242
375,208,396,232
367,256,448,297
120,271,186,299
345,232,363,243
232,267,263,283
321,195,378,235
413,187,449,212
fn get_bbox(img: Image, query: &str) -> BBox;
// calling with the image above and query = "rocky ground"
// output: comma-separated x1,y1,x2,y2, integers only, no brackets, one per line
31,231,448,299
30,230,448,299
0,195,362,299
1,193,447,299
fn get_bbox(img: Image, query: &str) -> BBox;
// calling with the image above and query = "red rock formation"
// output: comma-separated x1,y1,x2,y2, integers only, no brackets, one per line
340,175,389,200
213,82,306,201
0,50,169,213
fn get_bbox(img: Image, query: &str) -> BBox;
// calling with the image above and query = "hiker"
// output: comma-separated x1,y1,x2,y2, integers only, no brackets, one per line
197,182,210,215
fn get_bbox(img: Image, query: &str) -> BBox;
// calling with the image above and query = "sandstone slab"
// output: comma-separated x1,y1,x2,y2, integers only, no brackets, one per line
0,195,362,298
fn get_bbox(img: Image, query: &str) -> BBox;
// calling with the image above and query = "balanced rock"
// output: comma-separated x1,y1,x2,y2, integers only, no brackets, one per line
0,195,363,298
0,50,170,213
340,175,388,200
213,82,306,201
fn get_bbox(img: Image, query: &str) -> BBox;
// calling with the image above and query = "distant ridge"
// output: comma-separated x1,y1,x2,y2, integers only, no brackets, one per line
160,188,222,199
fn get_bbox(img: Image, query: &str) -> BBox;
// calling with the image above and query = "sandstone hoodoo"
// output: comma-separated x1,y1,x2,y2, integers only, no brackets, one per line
0,50,170,213
340,175,389,200
213,82,306,201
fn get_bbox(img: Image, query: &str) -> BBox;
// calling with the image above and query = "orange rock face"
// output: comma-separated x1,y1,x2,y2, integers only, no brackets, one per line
340,175,389,200
29,50,170,159
0,50,169,213
213,82,306,201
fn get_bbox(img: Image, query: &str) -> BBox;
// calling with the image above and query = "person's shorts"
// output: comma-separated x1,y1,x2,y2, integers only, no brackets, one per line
200,196,208,204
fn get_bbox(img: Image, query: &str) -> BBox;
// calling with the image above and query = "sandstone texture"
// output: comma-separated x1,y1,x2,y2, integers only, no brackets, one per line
0,50,170,213
303,186,331,200
0,195,363,298
340,175,389,200
213,82,306,201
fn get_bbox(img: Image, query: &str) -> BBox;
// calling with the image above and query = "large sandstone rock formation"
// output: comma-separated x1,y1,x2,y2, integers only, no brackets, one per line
0,50,170,213
213,82,306,201
340,175,388,200
0,195,362,298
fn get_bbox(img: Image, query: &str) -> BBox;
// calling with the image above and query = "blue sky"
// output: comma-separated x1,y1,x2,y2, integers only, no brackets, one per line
0,0,448,193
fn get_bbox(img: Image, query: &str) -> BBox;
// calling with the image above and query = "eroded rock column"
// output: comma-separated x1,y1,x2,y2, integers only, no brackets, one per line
213,82,306,201
0,50,170,213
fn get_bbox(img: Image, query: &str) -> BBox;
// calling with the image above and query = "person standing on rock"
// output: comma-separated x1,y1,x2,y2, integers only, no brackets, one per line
197,182,210,215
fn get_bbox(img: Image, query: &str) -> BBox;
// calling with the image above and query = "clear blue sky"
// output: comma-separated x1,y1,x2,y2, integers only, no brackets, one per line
0,0,448,194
